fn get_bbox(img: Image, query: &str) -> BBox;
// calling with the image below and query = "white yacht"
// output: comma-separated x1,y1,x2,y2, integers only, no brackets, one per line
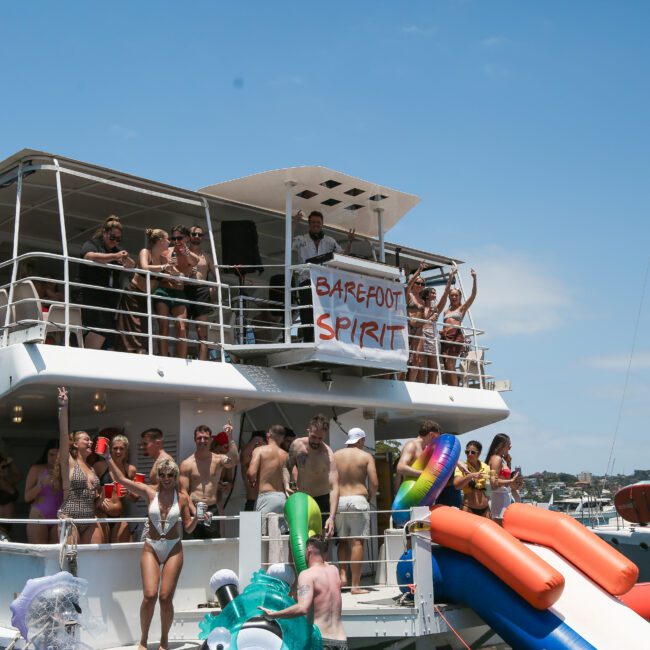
551,495,619,526
0,150,510,649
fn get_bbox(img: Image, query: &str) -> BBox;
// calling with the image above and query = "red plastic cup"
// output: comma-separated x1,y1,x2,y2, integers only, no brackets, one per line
103,483,114,498
95,436,110,455
134,473,146,484
116,483,127,497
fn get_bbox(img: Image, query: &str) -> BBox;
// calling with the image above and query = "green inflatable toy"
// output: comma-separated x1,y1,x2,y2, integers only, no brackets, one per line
283,492,322,574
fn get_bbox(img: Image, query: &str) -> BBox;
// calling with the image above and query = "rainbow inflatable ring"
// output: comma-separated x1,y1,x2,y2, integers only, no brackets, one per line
391,433,460,527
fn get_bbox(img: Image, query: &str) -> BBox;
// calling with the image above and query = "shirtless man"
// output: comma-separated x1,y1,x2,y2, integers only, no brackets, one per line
179,423,239,539
260,536,347,650
247,425,288,533
240,431,267,511
334,428,378,594
140,428,174,485
284,414,339,537
396,420,463,508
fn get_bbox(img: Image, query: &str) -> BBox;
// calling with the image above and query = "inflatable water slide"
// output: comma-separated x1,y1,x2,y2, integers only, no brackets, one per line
392,435,650,649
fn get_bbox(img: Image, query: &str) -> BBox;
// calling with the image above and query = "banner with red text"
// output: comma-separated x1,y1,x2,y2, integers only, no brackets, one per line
310,265,408,368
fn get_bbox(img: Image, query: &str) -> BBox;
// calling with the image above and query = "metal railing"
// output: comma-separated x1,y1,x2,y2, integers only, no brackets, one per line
0,251,492,387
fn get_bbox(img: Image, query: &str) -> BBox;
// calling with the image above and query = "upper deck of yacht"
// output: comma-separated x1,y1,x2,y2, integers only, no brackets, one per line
0,149,508,435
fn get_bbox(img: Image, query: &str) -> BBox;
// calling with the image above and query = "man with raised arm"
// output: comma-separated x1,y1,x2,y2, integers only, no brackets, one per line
283,414,339,537
139,428,174,486
259,536,347,650
179,423,239,539
247,425,288,533
334,427,378,594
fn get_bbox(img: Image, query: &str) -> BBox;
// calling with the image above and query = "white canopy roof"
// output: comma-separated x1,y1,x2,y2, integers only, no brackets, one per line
199,166,420,238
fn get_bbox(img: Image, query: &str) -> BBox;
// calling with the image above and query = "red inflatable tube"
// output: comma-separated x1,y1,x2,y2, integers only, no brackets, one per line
503,503,639,596
429,505,564,610
619,583,650,621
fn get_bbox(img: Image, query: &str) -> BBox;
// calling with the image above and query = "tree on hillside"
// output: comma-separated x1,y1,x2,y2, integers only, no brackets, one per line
376,440,402,455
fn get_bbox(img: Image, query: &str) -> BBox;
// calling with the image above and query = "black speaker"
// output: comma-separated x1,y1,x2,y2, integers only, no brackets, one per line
221,220,263,275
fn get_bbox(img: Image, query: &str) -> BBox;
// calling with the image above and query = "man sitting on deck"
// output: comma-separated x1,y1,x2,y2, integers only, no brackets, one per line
260,535,348,650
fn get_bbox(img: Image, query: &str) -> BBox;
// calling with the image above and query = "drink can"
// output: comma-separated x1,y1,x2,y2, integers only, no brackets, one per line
196,501,206,520
204,511,213,527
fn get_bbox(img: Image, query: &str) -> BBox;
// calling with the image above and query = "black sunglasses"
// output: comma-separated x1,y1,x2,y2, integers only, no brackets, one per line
190,233,203,238
108,235,122,242
171,236,184,241
465,449,478,455
158,472,175,478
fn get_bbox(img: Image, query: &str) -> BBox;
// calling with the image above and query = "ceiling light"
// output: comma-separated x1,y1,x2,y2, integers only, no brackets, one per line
11,404,23,424
222,397,235,413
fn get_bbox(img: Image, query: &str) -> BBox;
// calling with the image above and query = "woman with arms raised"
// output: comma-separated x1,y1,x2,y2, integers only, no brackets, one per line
99,445,198,650
57,388,105,544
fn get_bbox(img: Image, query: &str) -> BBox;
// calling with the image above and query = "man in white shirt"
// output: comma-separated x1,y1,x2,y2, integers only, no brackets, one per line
291,210,354,342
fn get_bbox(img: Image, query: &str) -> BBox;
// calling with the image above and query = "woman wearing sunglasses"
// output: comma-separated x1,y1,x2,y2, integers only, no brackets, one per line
453,441,491,518
76,215,135,350
153,225,200,358
100,446,198,650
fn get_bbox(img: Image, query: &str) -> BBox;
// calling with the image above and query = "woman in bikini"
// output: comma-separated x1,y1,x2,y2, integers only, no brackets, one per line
405,260,429,381
486,433,523,525
25,440,64,543
92,433,138,542
100,447,198,650
57,387,107,544
453,440,491,518
421,269,457,384
440,268,477,386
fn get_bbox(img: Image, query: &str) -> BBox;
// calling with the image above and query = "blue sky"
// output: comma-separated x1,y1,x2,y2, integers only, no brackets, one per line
2,2,649,474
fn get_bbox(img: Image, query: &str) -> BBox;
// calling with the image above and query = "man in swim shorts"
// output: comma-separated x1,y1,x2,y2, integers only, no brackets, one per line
247,425,288,534
334,427,378,594
283,414,339,537
179,424,239,539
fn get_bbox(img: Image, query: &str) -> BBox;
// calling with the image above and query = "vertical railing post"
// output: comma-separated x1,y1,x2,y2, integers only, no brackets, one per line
145,271,153,355
284,181,296,344
375,207,385,263
3,163,23,347
203,198,225,362
53,159,70,347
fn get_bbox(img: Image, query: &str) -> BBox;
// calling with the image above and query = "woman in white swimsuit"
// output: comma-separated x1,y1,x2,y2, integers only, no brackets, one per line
102,451,198,650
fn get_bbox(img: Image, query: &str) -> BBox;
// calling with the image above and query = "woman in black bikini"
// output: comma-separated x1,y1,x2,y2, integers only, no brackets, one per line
453,440,491,518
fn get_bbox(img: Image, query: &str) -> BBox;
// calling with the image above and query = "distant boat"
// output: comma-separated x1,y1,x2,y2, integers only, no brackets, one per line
549,494,618,526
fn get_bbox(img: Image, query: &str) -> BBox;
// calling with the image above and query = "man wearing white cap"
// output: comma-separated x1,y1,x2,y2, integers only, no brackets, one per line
333,427,378,595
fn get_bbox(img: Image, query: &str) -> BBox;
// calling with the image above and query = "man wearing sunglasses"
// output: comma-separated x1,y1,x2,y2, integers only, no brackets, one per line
186,225,216,360
77,215,135,350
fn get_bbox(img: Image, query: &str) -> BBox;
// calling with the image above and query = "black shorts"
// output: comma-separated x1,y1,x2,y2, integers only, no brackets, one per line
77,288,118,338
185,284,213,319
185,504,221,539
313,493,330,531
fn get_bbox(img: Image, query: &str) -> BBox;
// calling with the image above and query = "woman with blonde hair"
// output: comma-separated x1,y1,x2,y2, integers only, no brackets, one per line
76,215,135,350
99,448,198,650
117,228,182,354
92,433,139,542
24,440,64,543
57,388,110,544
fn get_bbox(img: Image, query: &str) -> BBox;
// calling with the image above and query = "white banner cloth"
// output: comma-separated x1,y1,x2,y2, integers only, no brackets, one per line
310,265,408,366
